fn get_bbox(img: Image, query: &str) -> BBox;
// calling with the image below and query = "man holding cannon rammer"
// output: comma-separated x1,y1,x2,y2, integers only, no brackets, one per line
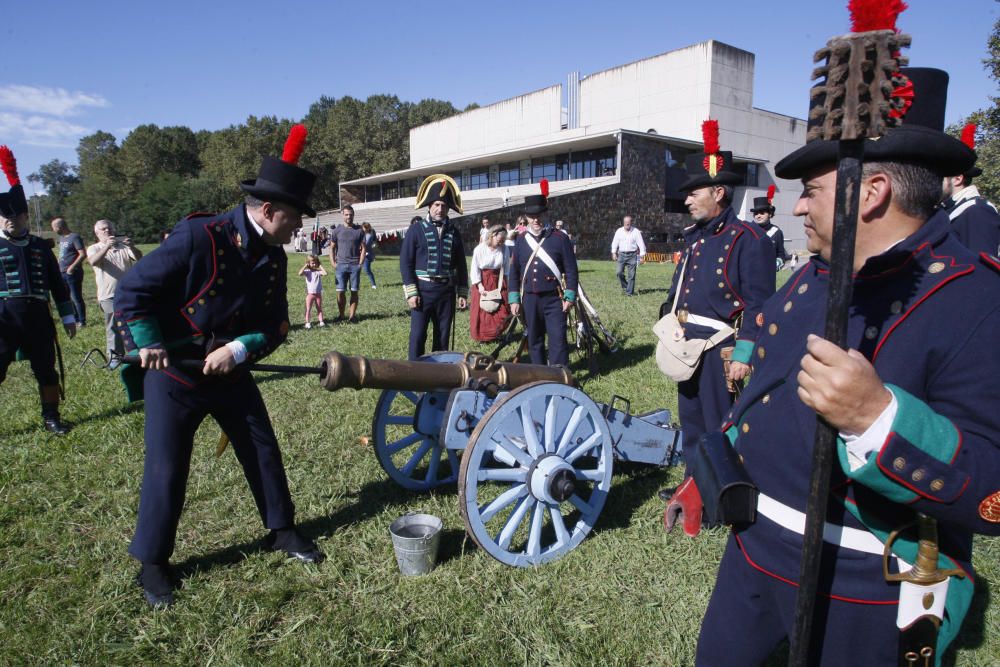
115,125,323,608
0,145,77,434
665,6,1000,664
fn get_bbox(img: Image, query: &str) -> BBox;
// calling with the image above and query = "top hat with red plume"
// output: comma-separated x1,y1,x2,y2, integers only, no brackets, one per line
524,178,549,214
959,123,983,178
775,2,975,179
678,120,743,193
240,124,317,217
751,185,777,215
0,146,28,219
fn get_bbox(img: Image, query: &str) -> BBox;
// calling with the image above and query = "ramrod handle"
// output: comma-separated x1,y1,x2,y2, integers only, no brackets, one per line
319,351,575,393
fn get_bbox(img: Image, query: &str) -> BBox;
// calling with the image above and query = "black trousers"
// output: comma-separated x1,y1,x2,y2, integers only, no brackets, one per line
0,298,58,388
129,369,296,563
408,282,455,360
523,291,568,366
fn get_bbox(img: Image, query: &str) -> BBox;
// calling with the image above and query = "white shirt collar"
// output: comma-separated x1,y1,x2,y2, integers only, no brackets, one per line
245,206,266,239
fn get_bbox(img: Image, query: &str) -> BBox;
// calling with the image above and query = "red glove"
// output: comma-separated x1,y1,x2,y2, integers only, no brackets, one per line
663,477,703,537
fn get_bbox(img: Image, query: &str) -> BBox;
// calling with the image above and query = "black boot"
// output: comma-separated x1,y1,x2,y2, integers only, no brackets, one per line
264,527,324,563
136,562,176,608
41,402,71,435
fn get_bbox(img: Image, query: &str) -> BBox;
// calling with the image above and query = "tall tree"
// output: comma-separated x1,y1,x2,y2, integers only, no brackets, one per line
118,124,200,197
28,159,79,219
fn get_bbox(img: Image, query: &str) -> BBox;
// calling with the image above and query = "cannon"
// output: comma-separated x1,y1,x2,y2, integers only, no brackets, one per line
319,350,682,567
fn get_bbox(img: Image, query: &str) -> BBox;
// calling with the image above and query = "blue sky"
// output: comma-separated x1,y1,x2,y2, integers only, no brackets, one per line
4,0,998,194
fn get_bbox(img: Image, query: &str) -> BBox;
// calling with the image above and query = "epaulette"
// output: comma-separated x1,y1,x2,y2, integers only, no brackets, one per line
184,211,217,220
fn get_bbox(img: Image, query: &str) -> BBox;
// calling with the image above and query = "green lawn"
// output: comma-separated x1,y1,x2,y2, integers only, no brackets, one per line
1,250,996,666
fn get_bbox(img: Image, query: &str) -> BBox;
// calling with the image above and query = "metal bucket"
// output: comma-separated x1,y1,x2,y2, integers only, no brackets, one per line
389,513,443,576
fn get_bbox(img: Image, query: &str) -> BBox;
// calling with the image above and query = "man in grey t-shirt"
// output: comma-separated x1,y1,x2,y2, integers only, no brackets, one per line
53,217,87,326
327,205,366,323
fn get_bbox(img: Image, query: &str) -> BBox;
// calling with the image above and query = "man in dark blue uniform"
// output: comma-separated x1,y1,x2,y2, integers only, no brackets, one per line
690,67,1000,665
659,122,775,457
399,174,468,360
115,125,323,608
750,185,792,270
941,123,1000,255
0,145,77,434
508,180,578,366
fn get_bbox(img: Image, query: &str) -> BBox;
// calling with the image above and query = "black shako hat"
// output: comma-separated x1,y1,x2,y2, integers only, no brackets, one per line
523,179,550,214
678,120,744,192
750,185,776,214
240,124,317,217
775,68,976,179
415,174,463,214
0,146,28,218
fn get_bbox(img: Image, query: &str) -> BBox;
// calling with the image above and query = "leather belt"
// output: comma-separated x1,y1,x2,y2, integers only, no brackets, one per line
418,276,450,283
685,313,732,331
756,492,886,556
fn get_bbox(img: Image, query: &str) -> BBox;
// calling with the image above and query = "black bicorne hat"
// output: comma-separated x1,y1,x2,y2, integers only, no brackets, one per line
0,146,28,218
523,179,550,214
240,124,317,217
415,174,463,214
678,120,743,192
775,68,976,179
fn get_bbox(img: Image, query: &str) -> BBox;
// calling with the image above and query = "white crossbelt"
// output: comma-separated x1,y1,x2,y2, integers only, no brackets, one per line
685,313,732,331
756,493,886,556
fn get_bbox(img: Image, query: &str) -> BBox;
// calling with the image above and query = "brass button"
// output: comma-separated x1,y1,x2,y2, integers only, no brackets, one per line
732,301,739,307
198,299,206,305
757,347,766,359
762,394,770,404
217,278,224,285
797,284,808,295
685,289,690,294
930,479,944,492
928,262,945,274
912,469,926,482
209,290,217,296
270,276,276,281
716,269,722,275
922,593,934,610
865,326,878,340
700,239,705,244
741,423,750,433
893,457,906,470
271,262,278,269
693,265,699,270
784,301,793,313
768,323,778,335
187,307,195,314
220,263,226,270
724,293,731,299
718,282,725,288
718,257,724,263
731,230,736,235
890,301,903,314
116,321,122,327
217,249,224,256
724,244,730,250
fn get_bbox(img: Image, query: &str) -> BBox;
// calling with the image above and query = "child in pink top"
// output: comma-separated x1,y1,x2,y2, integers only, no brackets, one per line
297,255,327,328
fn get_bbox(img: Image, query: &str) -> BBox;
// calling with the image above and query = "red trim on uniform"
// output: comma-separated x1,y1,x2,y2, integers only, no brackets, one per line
733,535,898,605
162,368,194,387
979,251,1000,272
178,221,221,335
875,436,971,502
781,263,809,298
737,219,764,240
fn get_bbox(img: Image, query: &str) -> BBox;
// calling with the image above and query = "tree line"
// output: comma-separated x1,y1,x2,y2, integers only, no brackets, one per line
27,95,474,242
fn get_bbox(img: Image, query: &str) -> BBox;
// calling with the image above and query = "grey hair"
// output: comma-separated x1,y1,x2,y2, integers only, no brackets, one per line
862,161,943,219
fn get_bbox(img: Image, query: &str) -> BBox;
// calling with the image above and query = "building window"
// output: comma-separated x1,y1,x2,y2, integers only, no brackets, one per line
468,167,490,190
531,156,557,183
365,184,382,202
499,162,520,187
400,178,418,198
382,180,400,200
744,163,759,187
570,147,616,179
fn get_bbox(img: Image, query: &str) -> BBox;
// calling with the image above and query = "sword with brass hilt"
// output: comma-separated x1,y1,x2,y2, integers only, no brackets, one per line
883,513,966,667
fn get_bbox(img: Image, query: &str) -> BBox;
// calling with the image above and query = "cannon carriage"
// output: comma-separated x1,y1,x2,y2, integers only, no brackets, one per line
320,350,682,567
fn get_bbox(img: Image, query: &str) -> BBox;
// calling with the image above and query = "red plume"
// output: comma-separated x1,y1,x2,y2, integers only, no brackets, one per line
702,120,720,155
281,124,308,165
766,184,776,204
539,178,549,197
961,123,977,150
849,0,908,32
0,146,20,187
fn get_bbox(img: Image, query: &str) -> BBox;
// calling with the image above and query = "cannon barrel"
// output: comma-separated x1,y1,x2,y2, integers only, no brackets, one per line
320,351,575,393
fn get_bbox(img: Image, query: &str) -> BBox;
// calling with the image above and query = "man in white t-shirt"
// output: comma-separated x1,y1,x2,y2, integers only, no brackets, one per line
610,215,646,296
87,219,142,368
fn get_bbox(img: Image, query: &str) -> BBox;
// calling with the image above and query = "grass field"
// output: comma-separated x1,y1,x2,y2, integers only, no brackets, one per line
1,249,997,666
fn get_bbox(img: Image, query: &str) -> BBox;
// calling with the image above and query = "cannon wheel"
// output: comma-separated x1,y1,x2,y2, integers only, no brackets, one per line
458,381,613,566
372,351,464,491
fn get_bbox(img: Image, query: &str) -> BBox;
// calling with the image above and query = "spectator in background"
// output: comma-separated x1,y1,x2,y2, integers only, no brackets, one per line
328,205,366,323
611,215,646,296
87,219,142,368
361,221,377,289
297,254,326,328
52,217,87,326
470,224,509,342
159,229,171,243
555,219,577,254
478,216,492,244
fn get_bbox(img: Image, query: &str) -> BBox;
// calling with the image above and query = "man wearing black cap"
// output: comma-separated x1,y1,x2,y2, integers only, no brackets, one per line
115,124,323,608
690,62,1000,664
400,174,469,360
657,121,774,459
508,180,578,366
941,124,1000,255
749,186,792,270
0,145,77,434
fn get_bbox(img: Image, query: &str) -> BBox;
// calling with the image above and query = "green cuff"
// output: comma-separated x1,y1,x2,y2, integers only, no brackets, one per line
508,291,521,305
235,333,268,353
55,300,75,318
563,289,576,303
732,339,754,364
403,283,419,299
127,317,164,349
837,384,961,504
